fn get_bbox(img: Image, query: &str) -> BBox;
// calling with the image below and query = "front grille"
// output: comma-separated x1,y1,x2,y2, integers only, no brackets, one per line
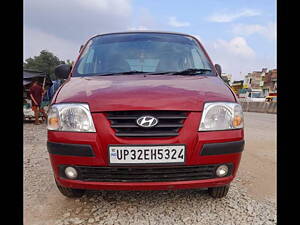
64,164,232,182
106,111,188,137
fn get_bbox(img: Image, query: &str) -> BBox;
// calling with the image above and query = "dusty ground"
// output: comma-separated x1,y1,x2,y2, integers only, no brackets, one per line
23,112,276,225
237,112,276,202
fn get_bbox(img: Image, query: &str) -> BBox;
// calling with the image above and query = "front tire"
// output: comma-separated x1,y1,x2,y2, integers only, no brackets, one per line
208,185,230,198
55,180,85,198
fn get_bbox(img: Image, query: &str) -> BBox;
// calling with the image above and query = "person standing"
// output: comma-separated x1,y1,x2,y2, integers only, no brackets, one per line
40,79,64,123
43,79,64,102
29,80,47,125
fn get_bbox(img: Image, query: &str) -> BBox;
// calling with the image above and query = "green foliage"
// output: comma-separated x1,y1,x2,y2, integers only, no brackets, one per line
23,50,72,80
65,59,74,65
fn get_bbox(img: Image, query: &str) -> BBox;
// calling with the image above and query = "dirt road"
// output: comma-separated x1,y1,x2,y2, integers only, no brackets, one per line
24,112,276,225
238,112,276,202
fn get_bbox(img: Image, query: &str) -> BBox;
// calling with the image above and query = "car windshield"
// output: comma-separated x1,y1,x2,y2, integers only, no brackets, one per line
72,33,215,77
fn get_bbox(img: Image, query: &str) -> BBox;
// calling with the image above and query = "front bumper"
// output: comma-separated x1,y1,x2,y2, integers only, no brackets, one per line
56,175,235,191
48,111,244,191
48,138,243,191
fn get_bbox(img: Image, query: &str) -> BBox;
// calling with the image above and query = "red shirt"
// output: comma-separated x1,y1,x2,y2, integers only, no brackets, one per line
29,84,43,105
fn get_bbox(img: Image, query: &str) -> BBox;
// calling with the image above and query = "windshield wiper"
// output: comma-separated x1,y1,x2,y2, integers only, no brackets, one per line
118,70,151,74
91,69,212,77
146,72,174,75
93,71,151,76
149,69,212,76
172,68,212,75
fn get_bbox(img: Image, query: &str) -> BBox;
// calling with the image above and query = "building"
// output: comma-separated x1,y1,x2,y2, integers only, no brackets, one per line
243,68,267,90
221,73,232,85
262,69,277,96
230,80,244,94
243,74,251,89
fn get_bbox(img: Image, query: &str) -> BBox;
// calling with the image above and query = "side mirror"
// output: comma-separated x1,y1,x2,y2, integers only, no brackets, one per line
54,64,72,79
215,64,222,76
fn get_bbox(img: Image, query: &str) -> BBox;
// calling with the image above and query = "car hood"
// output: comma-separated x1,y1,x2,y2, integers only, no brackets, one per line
55,75,236,112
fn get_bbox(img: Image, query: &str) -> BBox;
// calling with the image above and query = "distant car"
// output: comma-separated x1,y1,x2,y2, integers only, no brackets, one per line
238,89,265,102
244,91,265,102
47,31,245,199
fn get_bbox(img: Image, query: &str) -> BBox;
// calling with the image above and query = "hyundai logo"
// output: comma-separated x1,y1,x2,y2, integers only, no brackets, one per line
136,116,158,128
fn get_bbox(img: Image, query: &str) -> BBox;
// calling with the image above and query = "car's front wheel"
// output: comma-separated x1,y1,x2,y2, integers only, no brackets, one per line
208,185,230,198
55,180,85,198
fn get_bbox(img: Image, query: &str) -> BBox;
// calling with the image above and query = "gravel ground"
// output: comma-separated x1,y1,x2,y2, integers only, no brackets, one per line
24,115,277,225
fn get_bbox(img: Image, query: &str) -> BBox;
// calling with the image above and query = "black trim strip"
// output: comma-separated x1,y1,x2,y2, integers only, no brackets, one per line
47,142,95,157
58,163,233,182
200,140,245,156
115,132,178,137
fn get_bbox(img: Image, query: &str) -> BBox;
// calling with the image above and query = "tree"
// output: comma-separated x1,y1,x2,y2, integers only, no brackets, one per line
23,50,69,80
65,59,74,66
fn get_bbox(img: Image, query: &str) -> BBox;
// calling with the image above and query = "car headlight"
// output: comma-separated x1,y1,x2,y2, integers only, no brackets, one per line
199,102,243,131
47,103,96,132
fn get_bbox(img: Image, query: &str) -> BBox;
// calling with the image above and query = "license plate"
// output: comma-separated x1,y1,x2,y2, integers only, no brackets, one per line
108,145,185,165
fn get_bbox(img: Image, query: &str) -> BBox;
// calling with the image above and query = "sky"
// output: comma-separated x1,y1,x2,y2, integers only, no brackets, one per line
24,0,276,81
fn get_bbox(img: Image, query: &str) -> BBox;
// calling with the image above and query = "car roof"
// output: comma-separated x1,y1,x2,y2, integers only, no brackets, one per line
89,31,198,40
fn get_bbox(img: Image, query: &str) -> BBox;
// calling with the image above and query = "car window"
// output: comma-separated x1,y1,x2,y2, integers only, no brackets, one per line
73,33,215,76
251,92,263,98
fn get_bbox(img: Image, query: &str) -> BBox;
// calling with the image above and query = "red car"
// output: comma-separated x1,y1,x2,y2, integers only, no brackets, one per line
47,31,244,198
